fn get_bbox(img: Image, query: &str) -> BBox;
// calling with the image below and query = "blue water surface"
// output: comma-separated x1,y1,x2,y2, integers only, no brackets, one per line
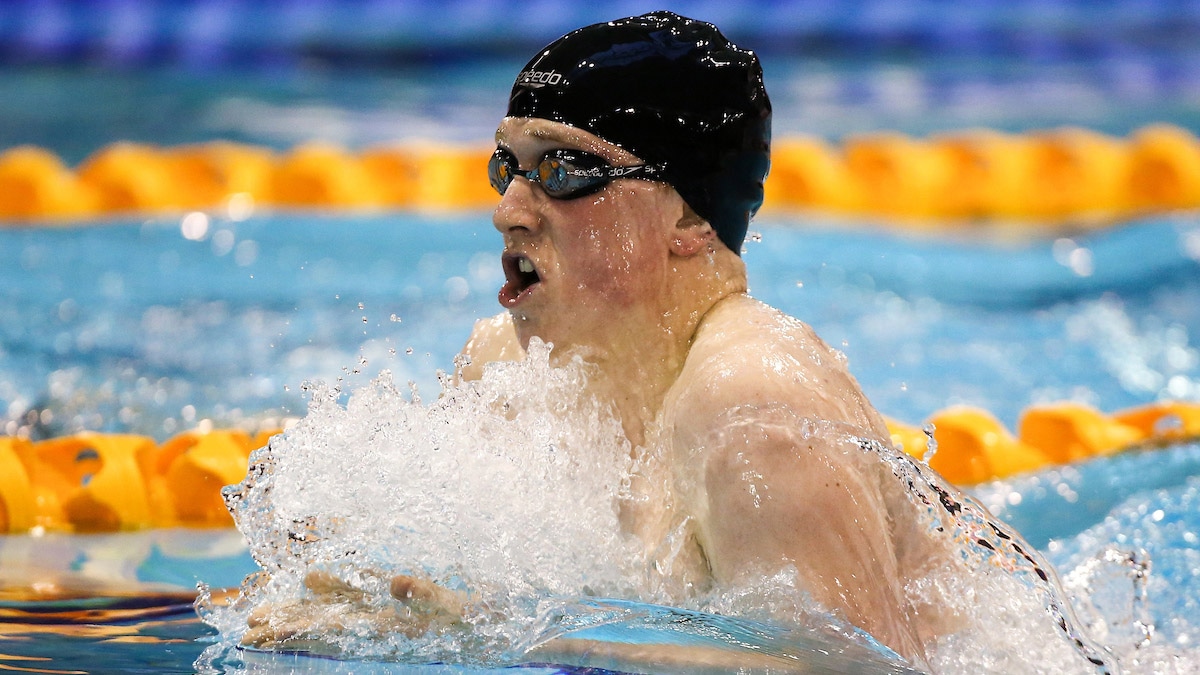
2,2,1200,670
3,212,1197,439
2,211,1199,672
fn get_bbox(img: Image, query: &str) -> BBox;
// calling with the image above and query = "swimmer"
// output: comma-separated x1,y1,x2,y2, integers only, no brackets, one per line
245,11,952,669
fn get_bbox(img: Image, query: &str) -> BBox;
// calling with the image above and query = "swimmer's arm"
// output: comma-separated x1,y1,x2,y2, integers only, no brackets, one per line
667,336,924,663
524,637,810,673
241,570,470,652
689,415,928,667
457,312,523,381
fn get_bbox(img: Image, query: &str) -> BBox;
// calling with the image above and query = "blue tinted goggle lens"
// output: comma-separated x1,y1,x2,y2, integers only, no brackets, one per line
488,149,663,200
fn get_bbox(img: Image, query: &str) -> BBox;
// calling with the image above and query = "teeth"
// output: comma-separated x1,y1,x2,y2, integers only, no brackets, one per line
518,258,535,274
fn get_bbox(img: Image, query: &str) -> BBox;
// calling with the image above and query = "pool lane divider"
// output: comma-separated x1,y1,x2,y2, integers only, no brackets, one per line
1,124,1199,225
0,400,1198,534
0,428,278,534
886,400,1200,485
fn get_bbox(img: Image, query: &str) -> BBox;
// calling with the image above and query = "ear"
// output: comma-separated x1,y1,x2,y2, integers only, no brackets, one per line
670,207,716,257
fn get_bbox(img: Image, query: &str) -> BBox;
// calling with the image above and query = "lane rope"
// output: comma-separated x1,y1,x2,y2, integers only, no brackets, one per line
1,399,1197,532
2,124,1198,225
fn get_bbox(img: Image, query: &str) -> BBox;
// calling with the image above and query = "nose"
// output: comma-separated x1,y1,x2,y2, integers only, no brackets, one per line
492,178,542,237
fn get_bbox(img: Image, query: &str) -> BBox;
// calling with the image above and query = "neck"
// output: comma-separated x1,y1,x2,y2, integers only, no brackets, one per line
571,247,747,447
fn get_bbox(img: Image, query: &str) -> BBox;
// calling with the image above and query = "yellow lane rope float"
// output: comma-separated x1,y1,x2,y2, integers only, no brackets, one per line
0,400,1198,534
886,400,1200,485
0,428,278,533
2,124,1199,224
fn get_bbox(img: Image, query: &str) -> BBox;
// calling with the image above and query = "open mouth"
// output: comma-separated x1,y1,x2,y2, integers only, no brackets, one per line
499,253,542,307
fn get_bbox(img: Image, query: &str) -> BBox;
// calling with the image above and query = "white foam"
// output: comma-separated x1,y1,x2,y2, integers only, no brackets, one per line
200,342,1200,672
209,339,647,661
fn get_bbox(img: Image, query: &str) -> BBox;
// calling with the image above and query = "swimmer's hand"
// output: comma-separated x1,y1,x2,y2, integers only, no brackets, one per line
240,569,470,654
388,574,468,625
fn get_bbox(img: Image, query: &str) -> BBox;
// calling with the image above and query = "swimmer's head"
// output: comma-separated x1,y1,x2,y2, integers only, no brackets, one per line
506,11,772,255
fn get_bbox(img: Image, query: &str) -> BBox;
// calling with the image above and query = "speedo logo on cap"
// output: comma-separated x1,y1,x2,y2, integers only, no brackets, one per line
516,69,563,89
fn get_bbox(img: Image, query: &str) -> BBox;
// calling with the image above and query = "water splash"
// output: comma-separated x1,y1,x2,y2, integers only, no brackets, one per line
1052,473,1200,673
1062,548,1154,653
206,339,644,664
861,433,1118,673
200,342,1196,672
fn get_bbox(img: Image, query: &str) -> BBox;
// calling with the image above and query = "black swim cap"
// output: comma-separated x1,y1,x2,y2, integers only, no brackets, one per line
506,11,772,255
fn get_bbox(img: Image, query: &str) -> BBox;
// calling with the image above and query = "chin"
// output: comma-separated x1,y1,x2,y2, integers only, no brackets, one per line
517,324,583,362
510,315,549,351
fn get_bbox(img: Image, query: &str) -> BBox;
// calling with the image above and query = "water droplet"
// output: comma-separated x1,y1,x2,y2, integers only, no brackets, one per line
226,192,255,221
921,423,938,463
390,314,401,323
405,347,414,355
211,229,235,256
180,211,210,240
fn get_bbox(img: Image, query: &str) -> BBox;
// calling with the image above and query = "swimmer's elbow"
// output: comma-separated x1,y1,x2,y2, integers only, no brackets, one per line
700,433,929,667
699,425,837,558
698,423,894,581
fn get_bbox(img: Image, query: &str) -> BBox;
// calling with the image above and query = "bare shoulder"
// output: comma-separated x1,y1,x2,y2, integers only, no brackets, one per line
664,294,898,559
664,296,929,664
669,294,888,444
458,312,524,382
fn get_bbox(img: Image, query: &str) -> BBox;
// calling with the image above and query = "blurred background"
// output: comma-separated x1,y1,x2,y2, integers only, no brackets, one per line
3,7,1200,672
3,0,1200,158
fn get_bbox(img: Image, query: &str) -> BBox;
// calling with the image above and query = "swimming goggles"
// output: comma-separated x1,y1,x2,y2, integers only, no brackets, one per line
488,147,667,199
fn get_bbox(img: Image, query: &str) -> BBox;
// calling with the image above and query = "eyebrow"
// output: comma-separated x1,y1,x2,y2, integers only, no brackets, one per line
494,122,636,164
495,124,572,146
527,126,570,141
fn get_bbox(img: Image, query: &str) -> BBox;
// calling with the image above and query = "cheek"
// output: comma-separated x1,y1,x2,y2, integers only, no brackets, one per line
562,199,649,301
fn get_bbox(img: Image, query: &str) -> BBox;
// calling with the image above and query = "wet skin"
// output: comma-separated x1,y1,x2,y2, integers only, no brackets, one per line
487,118,704,366
463,118,946,667
245,118,947,670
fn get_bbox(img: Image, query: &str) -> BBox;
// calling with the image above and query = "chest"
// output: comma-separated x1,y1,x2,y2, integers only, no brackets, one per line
618,439,713,599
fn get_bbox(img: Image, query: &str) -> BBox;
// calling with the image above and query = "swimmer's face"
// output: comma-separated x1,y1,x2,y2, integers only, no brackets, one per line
492,117,689,353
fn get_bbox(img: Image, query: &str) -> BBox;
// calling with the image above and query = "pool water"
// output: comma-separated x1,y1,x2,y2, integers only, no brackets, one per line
3,212,1196,442
3,9,1200,671
1,211,1199,673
